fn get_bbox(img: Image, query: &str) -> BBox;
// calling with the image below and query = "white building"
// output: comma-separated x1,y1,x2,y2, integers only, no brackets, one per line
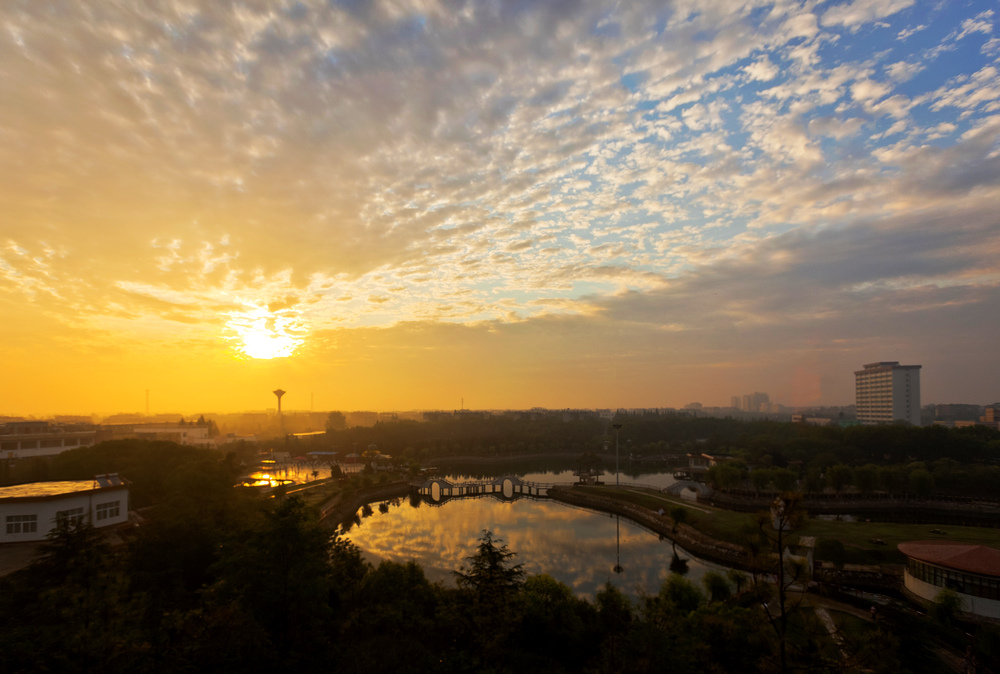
0,474,130,543
899,541,1000,622
855,361,921,426
132,424,215,448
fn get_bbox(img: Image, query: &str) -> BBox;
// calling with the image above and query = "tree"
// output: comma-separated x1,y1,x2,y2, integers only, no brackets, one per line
827,464,854,495
211,497,333,664
326,411,347,432
454,530,525,601
854,463,879,494
707,462,744,490
726,568,749,595
931,588,962,627
910,468,935,497
515,574,596,670
748,492,809,674
661,574,704,614
453,530,526,660
8,519,138,671
772,467,798,492
596,582,633,672
751,468,774,493
702,571,732,603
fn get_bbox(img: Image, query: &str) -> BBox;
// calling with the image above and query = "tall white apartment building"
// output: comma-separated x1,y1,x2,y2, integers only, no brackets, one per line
855,362,921,425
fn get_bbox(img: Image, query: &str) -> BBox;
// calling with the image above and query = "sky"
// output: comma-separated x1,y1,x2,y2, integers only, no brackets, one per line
2,0,999,416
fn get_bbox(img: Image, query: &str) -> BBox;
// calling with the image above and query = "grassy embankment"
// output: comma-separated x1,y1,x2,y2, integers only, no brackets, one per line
580,485,1000,566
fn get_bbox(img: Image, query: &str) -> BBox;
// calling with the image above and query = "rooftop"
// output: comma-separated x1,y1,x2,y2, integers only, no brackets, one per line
898,541,1000,577
0,475,125,501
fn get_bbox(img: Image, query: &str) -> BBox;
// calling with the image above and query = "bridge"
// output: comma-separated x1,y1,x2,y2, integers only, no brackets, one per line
414,475,560,504
665,480,714,498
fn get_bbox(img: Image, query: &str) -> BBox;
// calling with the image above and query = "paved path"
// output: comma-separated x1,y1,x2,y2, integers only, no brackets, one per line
0,542,42,577
623,487,713,514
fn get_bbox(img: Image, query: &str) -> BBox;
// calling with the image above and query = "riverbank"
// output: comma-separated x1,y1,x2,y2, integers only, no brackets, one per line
705,489,1000,526
547,485,755,570
319,480,412,527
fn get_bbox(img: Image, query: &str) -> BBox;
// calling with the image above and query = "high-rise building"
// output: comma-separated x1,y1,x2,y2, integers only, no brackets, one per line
855,361,921,425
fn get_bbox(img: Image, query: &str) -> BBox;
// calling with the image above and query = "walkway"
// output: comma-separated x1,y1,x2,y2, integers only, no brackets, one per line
623,487,713,514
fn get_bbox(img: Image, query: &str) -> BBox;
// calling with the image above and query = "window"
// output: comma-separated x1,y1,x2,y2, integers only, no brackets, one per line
56,507,85,526
6,514,37,535
96,501,120,521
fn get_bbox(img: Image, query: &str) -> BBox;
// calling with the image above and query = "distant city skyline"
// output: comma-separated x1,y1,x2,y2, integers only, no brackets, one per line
2,1,999,416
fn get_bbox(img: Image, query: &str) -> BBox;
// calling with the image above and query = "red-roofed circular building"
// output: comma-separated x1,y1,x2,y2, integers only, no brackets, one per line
899,541,1000,621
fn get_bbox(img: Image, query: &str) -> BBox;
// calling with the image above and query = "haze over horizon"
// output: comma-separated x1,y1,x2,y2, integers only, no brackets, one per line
2,0,999,417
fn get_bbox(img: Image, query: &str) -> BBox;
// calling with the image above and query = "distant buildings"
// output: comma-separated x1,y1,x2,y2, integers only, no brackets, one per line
980,404,1000,430
729,391,772,413
855,361,921,426
99,422,216,448
0,421,97,460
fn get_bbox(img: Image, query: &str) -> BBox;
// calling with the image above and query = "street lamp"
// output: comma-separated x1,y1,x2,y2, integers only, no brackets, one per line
612,422,622,487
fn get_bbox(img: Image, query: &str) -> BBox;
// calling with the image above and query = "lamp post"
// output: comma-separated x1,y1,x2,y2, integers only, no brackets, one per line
612,422,622,487
614,515,623,574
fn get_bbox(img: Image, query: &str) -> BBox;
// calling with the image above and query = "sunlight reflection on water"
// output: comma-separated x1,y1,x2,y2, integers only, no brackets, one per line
342,494,730,599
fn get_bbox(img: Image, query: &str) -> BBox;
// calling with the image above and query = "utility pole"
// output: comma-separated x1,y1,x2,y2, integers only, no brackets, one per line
612,422,622,487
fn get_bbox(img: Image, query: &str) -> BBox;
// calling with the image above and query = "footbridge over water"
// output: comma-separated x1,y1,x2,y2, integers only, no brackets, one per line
414,475,562,504
665,480,714,498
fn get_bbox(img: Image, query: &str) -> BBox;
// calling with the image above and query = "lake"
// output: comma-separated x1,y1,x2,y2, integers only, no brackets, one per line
342,469,728,599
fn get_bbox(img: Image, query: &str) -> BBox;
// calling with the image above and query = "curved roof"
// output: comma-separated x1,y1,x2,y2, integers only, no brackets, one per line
898,541,1000,577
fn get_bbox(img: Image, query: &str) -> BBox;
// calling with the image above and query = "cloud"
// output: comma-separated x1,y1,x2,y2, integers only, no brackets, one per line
1,0,999,412
822,0,916,30
744,55,780,82
956,10,994,41
885,60,924,82
896,24,926,40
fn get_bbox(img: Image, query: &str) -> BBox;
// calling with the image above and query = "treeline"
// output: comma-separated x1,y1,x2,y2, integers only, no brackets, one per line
0,440,993,672
0,496,954,674
311,413,1000,466
707,457,1000,498
308,414,1000,495
307,414,610,458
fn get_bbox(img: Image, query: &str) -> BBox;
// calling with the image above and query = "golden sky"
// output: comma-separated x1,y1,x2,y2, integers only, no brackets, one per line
2,1,1000,416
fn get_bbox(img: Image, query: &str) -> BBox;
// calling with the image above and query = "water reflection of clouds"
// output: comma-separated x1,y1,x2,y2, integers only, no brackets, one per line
343,496,724,598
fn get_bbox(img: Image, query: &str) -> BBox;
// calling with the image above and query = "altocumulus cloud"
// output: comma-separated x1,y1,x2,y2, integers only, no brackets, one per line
0,0,998,406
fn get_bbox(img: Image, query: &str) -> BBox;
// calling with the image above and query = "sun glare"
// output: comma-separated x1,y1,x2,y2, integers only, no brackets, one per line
226,303,305,359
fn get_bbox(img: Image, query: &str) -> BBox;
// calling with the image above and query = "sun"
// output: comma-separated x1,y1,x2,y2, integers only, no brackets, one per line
225,303,305,359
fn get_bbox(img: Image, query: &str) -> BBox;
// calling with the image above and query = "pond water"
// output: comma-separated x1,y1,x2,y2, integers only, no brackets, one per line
342,478,729,599
443,468,682,491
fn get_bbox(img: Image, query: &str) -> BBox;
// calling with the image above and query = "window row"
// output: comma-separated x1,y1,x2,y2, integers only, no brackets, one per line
6,514,37,534
57,507,86,526
0,438,84,450
908,559,1000,601
4,503,123,534
96,501,120,521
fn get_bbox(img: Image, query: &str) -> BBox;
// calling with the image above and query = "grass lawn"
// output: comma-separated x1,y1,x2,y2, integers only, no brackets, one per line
286,479,343,508
580,486,766,544
798,519,1000,565
580,485,1000,566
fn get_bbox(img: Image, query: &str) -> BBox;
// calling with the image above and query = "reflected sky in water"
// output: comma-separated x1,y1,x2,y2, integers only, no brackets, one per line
444,467,680,491
342,494,729,599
